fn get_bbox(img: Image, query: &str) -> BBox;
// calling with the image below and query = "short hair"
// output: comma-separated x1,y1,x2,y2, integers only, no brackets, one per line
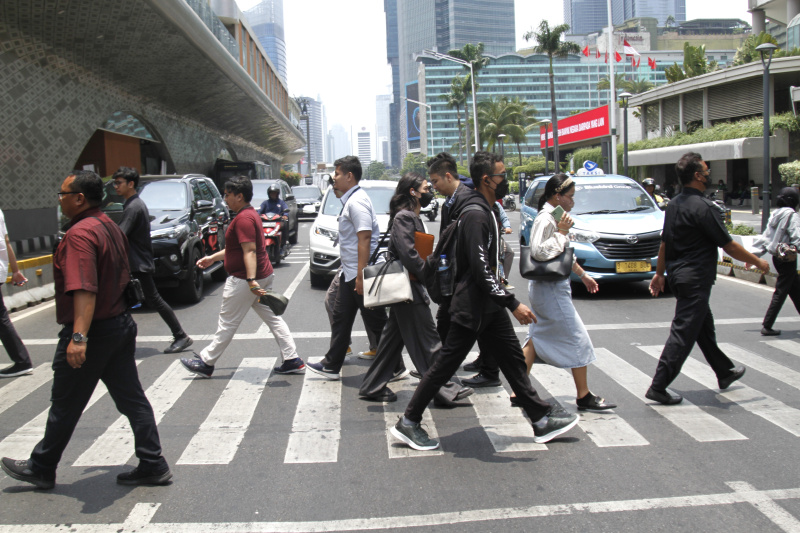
68,170,104,207
470,151,503,184
675,152,705,186
112,166,139,187
334,155,362,182
426,152,458,177
224,175,253,202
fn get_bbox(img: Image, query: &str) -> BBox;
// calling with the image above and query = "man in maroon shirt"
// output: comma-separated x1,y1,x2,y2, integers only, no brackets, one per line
1,171,171,490
181,176,304,377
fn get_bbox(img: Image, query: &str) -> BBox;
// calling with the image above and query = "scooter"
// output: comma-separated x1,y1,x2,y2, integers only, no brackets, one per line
421,198,439,221
261,212,287,266
503,194,516,212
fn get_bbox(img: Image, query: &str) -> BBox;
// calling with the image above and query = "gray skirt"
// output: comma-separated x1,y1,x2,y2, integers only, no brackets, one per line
523,279,596,369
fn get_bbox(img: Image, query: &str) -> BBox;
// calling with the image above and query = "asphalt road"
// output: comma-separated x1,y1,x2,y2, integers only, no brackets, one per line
1,211,799,532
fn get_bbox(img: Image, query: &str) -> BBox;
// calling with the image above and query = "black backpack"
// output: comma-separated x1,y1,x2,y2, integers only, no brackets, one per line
423,204,486,304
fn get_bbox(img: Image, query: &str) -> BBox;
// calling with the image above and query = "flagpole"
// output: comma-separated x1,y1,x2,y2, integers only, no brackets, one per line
607,0,617,174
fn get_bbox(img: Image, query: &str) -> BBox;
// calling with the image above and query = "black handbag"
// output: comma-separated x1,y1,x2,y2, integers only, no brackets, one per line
519,245,574,281
93,217,145,308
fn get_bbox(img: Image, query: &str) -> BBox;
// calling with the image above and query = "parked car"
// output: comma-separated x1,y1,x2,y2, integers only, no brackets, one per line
519,172,664,282
251,179,299,244
308,181,396,288
292,185,323,218
100,174,230,303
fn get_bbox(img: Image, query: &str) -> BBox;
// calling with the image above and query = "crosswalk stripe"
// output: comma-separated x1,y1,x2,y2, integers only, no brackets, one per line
0,364,52,417
256,263,309,337
284,357,341,463
384,355,443,458
0,362,141,459
594,348,745,442
719,343,800,392
177,358,275,465
764,339,800,358
72,360,194,466
530,364,649,447
456,362,546,453
638,345,800,437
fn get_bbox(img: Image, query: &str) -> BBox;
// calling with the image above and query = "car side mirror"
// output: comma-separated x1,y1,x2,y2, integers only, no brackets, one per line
195,199,214,210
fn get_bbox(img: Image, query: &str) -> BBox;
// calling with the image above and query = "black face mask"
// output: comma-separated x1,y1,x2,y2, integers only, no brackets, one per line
493,178,509,200
418,191,434,208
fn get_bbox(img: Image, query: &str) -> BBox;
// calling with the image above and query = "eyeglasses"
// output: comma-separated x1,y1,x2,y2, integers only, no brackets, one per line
57,191,81,199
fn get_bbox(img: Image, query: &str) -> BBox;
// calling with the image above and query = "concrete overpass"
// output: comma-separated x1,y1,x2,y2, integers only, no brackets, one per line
749,0,800,32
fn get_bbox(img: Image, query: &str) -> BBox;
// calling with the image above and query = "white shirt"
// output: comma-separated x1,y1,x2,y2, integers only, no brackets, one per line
338,186,379,282
0,209,9,281
530,203,571,261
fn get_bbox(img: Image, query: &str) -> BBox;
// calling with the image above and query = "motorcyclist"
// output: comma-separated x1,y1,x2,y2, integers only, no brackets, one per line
259,184,290,254
643,178,668,209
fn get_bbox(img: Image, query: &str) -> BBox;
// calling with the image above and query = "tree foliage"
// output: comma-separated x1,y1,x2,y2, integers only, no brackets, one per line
664,43,718,83
400,153,427,176
733,31,779,66
441,76,469,164
365,161,386,180
476,96,538,166
445,43,489,161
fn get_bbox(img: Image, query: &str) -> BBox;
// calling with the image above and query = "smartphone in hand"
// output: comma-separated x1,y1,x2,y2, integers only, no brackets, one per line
551,205,565,223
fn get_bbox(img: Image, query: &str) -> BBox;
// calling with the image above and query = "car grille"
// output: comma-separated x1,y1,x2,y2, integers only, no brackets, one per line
593,234,661,260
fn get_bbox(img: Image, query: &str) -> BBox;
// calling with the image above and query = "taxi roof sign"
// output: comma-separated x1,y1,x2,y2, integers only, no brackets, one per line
575,160,605,176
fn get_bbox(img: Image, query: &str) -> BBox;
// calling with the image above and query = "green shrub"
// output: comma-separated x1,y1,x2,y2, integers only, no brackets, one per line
778,160,800,184
725,222,757,236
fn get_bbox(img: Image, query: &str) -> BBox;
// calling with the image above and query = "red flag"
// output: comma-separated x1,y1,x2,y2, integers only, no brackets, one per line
596,49,601,58
623,39,640,56
638,57,642,67
582,46,589,57
631,56,636,67
605,52,608,63
615,51,622,62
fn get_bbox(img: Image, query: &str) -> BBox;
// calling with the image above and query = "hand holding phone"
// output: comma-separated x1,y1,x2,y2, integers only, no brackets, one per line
551,205,565,223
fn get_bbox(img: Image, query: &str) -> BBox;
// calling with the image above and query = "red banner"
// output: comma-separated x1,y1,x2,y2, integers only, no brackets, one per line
540,105,610,149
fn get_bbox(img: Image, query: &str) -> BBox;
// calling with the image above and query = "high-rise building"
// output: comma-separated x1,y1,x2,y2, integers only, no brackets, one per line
435,0,516,56
612,0,686,27
376,94,393,166
357,129,372,166
245,0,287,83
298,96,325,171
564,0,609,35
328,123,351,161
385,0,401,168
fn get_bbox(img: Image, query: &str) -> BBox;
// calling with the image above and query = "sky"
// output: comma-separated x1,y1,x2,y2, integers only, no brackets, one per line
236,0,752,153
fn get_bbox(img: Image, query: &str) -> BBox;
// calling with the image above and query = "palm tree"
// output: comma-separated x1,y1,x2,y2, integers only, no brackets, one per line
440,76,468,164
447,43,490,160
626,78,654,94
524,21,581,166
476,96,538,166
597,73,628,92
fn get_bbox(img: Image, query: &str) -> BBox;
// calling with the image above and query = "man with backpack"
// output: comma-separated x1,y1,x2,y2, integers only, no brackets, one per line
391,152,579,450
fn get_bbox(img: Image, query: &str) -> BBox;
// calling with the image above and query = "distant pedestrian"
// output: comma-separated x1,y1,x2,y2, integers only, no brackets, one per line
647,152,770,405
306,156,388,380
180,176,305,378
391,152,579,451
752,187,800,336
0,207,33,378
1,170,171,489
112,167,193,354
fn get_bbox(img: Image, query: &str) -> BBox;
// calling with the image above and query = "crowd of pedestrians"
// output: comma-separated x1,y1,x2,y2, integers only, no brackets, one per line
0,149,787,489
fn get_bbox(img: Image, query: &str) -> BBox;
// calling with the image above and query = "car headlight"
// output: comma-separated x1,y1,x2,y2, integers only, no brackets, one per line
151,224,188,240
314,226,338,241
570,227,600,243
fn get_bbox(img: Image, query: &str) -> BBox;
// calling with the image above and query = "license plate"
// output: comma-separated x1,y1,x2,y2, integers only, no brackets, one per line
615,260,651,273
303,205,316,213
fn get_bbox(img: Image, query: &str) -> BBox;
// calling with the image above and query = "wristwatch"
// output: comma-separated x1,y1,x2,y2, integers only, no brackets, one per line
246,278,256,282
72,332,89,343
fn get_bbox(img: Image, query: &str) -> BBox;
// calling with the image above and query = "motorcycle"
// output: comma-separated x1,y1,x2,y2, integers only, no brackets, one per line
420,198,439,221
503,194,516,212
261,212,288,266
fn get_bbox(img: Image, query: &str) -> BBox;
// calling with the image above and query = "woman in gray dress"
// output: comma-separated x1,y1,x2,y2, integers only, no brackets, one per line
511,174,616,411
359,173,473,406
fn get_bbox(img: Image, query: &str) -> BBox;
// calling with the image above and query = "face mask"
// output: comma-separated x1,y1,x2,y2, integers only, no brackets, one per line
493,178,509,200
418,191,434,208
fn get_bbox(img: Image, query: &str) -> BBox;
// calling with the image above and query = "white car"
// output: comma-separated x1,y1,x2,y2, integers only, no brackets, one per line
308,180,396,287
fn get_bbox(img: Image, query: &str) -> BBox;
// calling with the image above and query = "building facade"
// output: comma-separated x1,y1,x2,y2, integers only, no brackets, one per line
376,94,393,166
328,124,352,162
565,0,609,35
612,0,685,27
244,0,288,83
298,96,326,172
357,130,373,166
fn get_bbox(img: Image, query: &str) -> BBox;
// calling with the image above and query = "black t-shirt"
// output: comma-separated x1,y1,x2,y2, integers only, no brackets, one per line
118,194,155,274
662,187,732,286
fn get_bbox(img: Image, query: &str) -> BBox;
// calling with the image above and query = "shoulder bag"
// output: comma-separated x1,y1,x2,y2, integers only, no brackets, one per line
519,245,574,281
363,227,412,309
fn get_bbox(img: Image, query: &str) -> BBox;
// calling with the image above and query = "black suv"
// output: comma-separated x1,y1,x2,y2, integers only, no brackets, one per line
101,174,229,303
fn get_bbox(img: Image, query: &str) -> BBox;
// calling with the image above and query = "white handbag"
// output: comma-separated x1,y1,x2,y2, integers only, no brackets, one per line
363,253,413,308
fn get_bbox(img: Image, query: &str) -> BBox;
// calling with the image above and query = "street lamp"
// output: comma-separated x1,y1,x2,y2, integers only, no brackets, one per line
757,42,778,231
618,91,632,177
402,96,434,156
300,100,311,176
539,118,551,174
497,133,506,158
423,49,480,160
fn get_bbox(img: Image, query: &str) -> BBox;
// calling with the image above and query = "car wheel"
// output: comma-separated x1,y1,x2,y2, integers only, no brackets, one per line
289,217,299,244
178,247,204,303
310,271,329,288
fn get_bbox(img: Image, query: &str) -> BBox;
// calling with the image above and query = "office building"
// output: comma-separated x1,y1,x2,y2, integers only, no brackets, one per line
298,96,325,171
612,0,686,28
357,129,372,165
376,94,393,166
564,0,609,35
244,0,288,83
328,124,351,161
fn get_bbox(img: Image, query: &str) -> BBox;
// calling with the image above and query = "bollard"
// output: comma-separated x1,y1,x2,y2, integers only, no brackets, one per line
725,208,732,225
751,186,760,215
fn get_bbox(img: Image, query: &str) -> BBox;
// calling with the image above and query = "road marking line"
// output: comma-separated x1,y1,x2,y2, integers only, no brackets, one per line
719,343,800,392
765,339,800,358
726,482,800,532
530,363,648,448
177,357,274,465
256,263,310,336
7,484,798,532
384,354,443,458
639,345,800,437
9,300,55,321
717,275,776,292
72,360,194,466
284,357,341,463
0,364,52,417
594,348,745,442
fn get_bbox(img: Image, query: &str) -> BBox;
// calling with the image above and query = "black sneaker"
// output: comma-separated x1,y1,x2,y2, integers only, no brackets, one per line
0,363,33,378
164,335,193,354
180,355,213,378
305,361,340,380
1,457,55,490
761,327,781,336
410,370,422,379
116,466,172,486
463,358,481,372
462,372,501,388
533,413,579,443
390,418,440,451
274,357,306,374
718,366,746,390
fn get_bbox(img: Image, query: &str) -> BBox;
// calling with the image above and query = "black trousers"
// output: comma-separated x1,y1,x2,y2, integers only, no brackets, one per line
405,309,551,424
436,301,499,379
763,256,800,329
135,272,185,338
30,313,168,475
0,288,31,366
650,282,736,392
320,272,387,373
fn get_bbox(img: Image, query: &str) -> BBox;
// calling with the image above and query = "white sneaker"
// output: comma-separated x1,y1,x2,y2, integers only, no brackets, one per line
389,368,410,382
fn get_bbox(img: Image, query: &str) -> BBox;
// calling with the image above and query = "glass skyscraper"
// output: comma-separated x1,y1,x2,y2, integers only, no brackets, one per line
245,0,287,83
564,0,609,35
612,0,686,27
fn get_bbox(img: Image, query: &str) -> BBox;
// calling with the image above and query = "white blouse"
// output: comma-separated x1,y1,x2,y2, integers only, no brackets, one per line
530,202,571,261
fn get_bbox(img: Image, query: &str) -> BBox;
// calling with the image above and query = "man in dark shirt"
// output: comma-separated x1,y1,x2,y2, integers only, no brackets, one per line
647,152,770,405
1,170,171,489
112,167,192,354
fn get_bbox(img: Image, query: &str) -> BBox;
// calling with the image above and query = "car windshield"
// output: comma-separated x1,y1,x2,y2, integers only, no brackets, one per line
101,180,187,212
572,182,656,215
293,187,322,200
320,187,394,216
252,181,281,207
